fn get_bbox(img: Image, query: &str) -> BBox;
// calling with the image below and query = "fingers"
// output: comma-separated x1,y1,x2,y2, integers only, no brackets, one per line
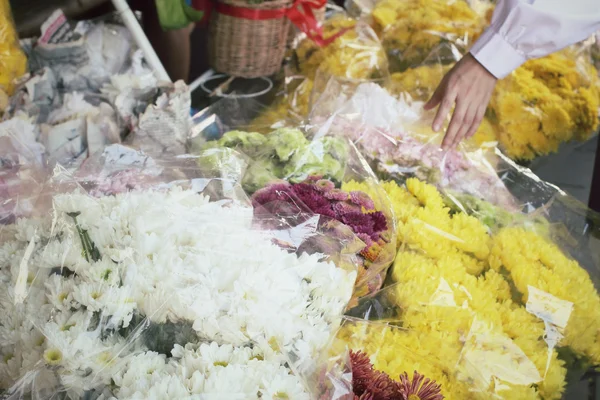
432,88,456,133
441,97,466,150
451,104,478,149
466,106,487,139
424,84,444,111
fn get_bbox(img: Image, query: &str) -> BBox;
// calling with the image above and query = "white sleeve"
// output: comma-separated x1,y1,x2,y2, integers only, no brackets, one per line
469,0,600,79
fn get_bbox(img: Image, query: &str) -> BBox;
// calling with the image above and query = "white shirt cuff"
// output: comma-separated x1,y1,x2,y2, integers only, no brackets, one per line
470,28,527,79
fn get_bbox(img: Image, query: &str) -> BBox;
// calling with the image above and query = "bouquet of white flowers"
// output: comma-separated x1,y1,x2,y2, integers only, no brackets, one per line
0,161,357,399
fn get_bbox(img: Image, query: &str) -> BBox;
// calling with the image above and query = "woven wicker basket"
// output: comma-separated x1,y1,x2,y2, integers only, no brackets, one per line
209,0,293,78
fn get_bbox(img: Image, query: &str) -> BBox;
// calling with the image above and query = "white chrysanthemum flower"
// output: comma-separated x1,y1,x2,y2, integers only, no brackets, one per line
260,372,310,400
201,364,261,399
33,236,83,272
45,275,78,311
0,241,21,267
14,217,51,242
1,188,355,396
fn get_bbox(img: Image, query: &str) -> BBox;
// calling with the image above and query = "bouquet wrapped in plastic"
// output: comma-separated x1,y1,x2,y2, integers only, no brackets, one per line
310,79,518,210
293,14,388,81
489,50,600,160
189,98,397,301
0,145,360,398
0,115,47,224
330,175,600,399
372,0,488,72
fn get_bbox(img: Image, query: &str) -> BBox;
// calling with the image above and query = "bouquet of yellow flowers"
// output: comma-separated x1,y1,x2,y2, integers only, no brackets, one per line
373,0,486,72
294,14,388,81
490,51,600,160
248,77,315,133
385,50,600,159
333,178,600,399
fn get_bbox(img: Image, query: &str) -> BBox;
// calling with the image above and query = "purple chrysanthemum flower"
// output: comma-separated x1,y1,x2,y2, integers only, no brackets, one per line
349,191,375,210
341,212,375,236
292,183,332,212
325,188,350,201
333,201,362,217
251,181,294,207
315,179,336,193
370,211,388,234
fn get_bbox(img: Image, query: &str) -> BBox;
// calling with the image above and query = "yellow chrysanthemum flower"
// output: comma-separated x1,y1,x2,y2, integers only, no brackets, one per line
336,179,586,399
490,227,600,365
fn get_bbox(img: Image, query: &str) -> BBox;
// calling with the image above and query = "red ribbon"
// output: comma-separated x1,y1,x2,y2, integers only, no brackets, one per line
213,0,349,47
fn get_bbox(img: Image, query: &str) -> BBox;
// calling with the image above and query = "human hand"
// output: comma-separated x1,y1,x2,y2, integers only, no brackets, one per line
424,53,497,150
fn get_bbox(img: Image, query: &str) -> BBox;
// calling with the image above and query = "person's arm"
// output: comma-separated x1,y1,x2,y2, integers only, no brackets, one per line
425,0,600,150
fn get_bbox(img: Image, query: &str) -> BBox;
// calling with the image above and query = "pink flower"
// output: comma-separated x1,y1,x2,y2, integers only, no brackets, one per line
398,371,444,400
325,188,351,201
341,212,375,236
350,191,375,210
315,179,336,192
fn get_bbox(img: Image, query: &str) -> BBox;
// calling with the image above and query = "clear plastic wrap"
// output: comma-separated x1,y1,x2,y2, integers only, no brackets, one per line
293,13,388,81
332,174,600,399
310,78,519,210
0,0,27,98
188,97,397,302
0,115,47,224
488,49,600,160
369,0,488,73
0,144,360,398
2,10,182,169
338,0,600,161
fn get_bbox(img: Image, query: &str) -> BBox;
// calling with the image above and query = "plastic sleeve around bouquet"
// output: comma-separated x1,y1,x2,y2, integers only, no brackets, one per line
368,0,489,73
188,96,397,301
0,116,47,225
333,175,600,399
0,147,360,399
309,76,519,211
488,49,600,161
293,13,389,82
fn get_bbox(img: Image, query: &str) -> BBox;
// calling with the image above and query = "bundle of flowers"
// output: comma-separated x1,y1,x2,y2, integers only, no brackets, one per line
385,52,600,160
195,128,349,193
337,178,600,399
372,0,487,72
490,51,600,160
0,187,357,398
248,78,314,133
252,176,395,299
329,116,518,210
320,350,444,400
294,15,387,81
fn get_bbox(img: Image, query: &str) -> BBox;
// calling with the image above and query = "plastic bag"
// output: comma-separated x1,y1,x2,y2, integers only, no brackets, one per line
371,0,488,72
293,13,388,81
0,116,47,224
188,97,397,302
488,50,600,160
334,175,600,399
310,78,519,210
0,144,358,398
248,75,315,133
0,0,27,98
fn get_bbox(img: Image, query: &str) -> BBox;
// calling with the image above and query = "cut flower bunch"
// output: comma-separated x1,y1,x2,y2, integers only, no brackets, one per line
287,0,600,161
0,186,357,398
194,128,349,193
193,127,397,299
337,178,600,399
253,176,396,299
